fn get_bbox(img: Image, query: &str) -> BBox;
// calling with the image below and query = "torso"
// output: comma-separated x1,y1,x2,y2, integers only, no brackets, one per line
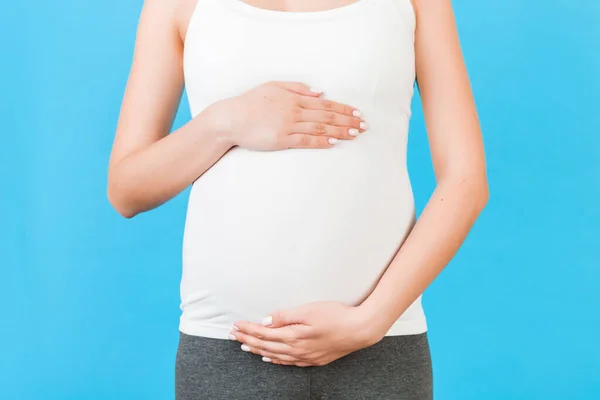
178,0,427,339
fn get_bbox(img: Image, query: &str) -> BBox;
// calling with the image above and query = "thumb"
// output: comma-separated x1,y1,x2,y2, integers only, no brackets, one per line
261,308,306,328
270,81,323,97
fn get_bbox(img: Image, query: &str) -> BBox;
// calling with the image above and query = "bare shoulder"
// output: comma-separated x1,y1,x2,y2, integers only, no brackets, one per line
174,0,201,43
411,0,449,8
137,0,197,44
410,0,455,20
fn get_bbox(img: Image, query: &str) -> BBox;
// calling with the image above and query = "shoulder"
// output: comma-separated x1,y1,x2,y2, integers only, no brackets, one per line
137,0,197,43
410,0,454,18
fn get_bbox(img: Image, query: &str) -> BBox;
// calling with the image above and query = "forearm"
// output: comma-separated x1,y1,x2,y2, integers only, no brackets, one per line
107,107,232,218
358,177,488,338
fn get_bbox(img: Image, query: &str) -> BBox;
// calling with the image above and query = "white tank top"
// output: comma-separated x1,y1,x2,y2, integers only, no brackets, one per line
180,0,426,339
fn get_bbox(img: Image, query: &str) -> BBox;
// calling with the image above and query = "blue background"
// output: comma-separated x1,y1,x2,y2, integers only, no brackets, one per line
2,0,599,399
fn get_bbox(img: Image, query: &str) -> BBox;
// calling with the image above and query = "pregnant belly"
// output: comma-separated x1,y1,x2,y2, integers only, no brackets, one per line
181,139,415,323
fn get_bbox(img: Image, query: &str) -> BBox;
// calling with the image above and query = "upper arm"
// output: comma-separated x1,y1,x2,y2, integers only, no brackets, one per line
109,0,186,169
413,0,486,183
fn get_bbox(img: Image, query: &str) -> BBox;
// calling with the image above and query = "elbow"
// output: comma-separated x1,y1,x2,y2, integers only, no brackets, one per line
470,174,489,213
107,172,140,219
107,186,138,219
477,180,490,212
442,173,489,212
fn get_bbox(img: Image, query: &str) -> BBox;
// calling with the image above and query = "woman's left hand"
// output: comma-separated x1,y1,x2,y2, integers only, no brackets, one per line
230,301,385,367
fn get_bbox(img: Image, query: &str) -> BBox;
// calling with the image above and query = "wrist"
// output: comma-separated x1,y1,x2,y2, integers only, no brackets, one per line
353,303,391,347
202,98,239,148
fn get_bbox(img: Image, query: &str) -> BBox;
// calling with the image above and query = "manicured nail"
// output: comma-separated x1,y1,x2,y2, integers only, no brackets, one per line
233,325,240,331
261,316,273,326
328,138,338,145
360,122,369,130
353,109,362,117
310,88,321,93
349,128,359,136
241,344,251,352
262,357,272,362
228,333,237,340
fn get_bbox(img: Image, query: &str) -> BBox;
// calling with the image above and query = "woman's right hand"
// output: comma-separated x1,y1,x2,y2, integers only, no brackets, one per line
206,81,368,151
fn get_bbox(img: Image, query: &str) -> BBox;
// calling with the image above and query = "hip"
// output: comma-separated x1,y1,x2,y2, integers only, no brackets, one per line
179,296,427,340
175,330,433,400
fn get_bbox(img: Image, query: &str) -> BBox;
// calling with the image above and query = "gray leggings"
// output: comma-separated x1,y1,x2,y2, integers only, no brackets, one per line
176,331,433,400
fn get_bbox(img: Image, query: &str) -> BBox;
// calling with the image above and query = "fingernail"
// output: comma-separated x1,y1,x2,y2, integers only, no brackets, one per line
360,122,369,130
353,109,362,117
310,88,321,93
328,138,338,145
261,316,273,326
241,344,251,352
233,325,240,331
349,128,359,136
228,333,237,340
262,357,272,362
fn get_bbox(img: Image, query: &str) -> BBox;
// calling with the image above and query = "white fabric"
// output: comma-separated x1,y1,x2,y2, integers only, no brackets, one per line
180,0,426,339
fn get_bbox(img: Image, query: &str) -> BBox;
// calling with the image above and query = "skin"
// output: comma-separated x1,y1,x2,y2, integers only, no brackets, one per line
108,0,366,217
108,0,489,367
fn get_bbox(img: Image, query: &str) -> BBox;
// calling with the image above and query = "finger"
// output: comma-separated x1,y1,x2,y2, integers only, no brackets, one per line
270,359,289,366
271,359,313,367
293,362,313,367
239,343,301,363
286,134,337,149
292,122,359,140
233,321,295,342
299,96,360,118
255,348,301,363
298,109,368,131
270,81,322,97
233,331,293,354
262,309,309,328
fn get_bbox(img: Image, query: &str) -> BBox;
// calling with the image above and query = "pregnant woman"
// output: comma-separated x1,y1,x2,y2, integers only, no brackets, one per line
108,0,488,398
